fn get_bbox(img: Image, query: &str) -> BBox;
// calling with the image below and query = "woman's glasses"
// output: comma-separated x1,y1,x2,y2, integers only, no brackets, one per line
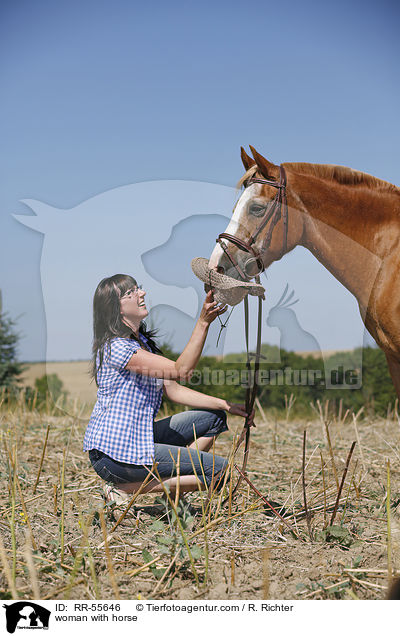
120,285,143,299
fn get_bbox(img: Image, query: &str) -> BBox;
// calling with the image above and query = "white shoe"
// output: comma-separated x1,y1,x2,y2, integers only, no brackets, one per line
102,483,129,506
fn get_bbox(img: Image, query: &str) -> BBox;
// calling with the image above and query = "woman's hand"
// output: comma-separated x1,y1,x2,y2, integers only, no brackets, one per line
226,402,256,427
199,290,228,326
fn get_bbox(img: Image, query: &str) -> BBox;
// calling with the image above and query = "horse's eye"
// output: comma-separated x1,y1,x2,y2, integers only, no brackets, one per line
249,203,265,217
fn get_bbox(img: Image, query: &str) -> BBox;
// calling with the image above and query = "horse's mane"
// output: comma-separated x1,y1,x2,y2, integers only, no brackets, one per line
285,162,399,193
237,162,398,193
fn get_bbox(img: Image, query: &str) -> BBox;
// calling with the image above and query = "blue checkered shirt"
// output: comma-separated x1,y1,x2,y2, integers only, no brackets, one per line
83,335,163,464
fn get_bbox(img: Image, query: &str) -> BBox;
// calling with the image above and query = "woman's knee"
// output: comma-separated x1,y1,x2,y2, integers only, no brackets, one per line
205,409,228,437
202,454,228,487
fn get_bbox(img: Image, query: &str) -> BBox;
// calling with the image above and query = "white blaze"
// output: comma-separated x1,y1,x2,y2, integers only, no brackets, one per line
209,184,260,269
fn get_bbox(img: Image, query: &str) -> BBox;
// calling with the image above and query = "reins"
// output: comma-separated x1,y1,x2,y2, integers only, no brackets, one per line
220,292,263,505
211,165,288,504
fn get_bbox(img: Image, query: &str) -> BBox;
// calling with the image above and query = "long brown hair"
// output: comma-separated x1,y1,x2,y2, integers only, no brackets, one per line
91,274,161,385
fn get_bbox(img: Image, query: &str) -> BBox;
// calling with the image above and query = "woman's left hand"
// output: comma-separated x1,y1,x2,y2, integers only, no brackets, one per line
226,402,256,427
199,290,228,326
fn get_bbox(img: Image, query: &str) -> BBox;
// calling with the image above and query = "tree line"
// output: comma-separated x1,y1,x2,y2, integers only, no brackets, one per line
160,342,397,418
0,296,396,417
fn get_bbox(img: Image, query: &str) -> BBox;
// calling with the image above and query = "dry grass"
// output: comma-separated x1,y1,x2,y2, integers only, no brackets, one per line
1,393,400,600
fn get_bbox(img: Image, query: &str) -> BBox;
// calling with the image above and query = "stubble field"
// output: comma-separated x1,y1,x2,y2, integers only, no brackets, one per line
1,393,399,601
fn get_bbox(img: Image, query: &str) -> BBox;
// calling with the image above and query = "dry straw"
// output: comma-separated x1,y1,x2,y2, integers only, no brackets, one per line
24,531,40,599
329,441,356,526
60,449,66,563
0,532,18,599
302,429,313,540
99,508,120,598
15,473,37,551
386,459,393,588
32,423,50,495
2,390,399,600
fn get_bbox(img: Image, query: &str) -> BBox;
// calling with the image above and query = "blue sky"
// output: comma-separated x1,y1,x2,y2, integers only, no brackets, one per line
0,0,399,361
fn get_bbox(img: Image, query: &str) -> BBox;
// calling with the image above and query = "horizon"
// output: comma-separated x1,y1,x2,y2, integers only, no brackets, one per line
20,343,376,365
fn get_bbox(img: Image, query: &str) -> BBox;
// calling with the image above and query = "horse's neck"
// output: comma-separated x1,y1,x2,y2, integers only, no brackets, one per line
293,176,398,308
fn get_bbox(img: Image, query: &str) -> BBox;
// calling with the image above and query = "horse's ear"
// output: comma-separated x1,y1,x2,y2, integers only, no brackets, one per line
240,147,256,171
249,146,279,180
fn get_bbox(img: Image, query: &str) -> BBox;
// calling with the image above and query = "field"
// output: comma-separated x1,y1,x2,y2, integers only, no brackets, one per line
1,391,400,601
20,361,97,405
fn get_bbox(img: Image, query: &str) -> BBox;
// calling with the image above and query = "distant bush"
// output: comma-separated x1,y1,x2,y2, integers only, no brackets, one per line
34,373,66,403
0,290,25,390
20,373,68,411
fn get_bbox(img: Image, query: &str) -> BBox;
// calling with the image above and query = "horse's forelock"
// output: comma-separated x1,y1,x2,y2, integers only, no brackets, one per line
236,165,258,189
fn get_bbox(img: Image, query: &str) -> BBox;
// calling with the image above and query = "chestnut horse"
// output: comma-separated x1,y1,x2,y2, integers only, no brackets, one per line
209,146,400,397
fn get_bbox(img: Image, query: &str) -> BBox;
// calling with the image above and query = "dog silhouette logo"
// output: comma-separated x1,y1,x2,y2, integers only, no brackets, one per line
3,602,50,633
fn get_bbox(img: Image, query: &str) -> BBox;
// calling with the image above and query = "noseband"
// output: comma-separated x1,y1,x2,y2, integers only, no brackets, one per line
216,165,288,280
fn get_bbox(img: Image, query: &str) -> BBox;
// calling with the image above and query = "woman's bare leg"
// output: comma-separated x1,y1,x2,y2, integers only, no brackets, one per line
118,475,205,495
115,437,217,496
188,436,214,452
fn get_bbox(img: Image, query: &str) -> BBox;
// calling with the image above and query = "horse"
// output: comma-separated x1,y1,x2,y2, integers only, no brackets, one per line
208,146,400,397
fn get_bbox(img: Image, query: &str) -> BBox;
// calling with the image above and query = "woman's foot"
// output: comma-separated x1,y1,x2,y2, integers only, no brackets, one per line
102,483,129,506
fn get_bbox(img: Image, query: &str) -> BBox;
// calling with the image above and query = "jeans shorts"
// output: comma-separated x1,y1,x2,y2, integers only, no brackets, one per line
88,408,228,487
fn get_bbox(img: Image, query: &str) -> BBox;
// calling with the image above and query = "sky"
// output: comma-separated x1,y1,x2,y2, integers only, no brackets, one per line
0,0,399,361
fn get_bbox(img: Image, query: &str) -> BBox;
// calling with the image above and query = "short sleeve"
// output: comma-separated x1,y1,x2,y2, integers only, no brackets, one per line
106,338,141,371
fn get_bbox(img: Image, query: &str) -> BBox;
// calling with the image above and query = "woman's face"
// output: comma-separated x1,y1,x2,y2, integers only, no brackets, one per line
119,284,148,325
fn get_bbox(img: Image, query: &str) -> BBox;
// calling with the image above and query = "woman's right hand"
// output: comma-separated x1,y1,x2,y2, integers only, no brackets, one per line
199,290,228,326
226,402,256,427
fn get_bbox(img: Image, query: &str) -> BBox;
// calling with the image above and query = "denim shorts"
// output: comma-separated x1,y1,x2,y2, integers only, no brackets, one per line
88,408,228,487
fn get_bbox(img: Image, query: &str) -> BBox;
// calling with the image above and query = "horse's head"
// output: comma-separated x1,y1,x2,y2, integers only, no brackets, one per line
209,147,303,281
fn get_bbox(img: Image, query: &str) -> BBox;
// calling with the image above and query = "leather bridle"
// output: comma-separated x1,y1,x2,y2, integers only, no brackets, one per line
211,165,289,505
216,165,288,281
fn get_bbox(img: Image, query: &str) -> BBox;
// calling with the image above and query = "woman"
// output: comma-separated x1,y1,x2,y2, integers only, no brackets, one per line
83,273,253,500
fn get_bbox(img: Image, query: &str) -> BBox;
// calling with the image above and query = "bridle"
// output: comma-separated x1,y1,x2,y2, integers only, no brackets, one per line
211,165,289,505
216,165,288,281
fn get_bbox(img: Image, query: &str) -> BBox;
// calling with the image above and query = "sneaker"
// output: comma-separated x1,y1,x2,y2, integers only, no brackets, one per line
102,483,129,506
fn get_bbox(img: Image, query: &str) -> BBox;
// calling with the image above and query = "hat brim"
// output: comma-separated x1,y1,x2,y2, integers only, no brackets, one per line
191,257,265,306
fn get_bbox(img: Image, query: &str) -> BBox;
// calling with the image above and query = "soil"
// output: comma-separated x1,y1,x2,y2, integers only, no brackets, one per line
1,403,399,600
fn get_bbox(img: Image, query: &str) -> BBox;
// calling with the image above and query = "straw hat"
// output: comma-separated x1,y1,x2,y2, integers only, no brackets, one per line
191,257,265,306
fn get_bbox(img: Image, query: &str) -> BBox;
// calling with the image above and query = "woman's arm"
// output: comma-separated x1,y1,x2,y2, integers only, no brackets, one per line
163,380,227,410
125,291,227,381
163,380,255,424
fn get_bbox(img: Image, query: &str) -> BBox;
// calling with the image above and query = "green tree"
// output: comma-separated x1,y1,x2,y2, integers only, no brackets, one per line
0,290,25,389
360,347,396,414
